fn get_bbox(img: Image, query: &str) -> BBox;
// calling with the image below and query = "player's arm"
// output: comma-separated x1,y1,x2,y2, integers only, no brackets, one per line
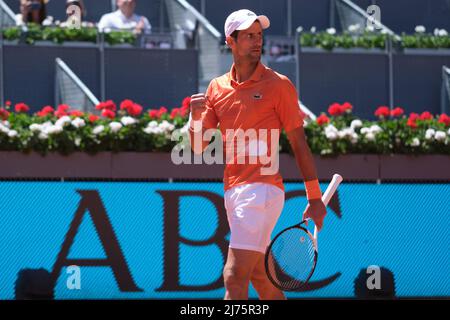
286,126,327,230
188,93,213,154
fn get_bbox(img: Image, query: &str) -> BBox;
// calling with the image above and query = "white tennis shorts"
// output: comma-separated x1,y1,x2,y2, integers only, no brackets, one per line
224,182,285,254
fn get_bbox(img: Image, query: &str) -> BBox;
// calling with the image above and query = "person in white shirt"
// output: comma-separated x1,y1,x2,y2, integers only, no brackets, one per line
97,0,151,34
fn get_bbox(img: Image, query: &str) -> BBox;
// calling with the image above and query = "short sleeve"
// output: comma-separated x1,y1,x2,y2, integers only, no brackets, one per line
275,78,305,132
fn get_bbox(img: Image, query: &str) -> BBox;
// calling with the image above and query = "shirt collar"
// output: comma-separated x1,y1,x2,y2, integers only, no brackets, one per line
229,61,265,87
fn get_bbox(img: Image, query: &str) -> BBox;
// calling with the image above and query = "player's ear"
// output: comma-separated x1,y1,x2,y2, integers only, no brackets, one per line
225,36,235,49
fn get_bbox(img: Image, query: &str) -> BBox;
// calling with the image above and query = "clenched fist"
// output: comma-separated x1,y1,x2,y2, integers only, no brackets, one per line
190,93,208,121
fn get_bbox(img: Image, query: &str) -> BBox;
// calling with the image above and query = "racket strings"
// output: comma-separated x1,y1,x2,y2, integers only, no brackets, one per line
267,228,316,291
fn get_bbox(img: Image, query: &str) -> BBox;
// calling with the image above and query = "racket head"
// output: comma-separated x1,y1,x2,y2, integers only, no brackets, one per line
265,221,318,291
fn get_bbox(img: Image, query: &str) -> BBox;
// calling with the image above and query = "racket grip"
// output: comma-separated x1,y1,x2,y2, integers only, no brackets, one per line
321,174,343,206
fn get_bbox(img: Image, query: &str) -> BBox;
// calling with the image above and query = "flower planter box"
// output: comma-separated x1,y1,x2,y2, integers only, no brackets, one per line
402,48,450,56
300,47,387,54
1,152,448,182
379,154,450,181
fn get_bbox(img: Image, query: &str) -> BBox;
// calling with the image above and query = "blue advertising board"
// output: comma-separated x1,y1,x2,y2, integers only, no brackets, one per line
0,182,448,299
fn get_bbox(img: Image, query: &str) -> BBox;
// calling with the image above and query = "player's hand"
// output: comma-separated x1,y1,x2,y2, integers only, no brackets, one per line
302,199,327,231
190,93,208,121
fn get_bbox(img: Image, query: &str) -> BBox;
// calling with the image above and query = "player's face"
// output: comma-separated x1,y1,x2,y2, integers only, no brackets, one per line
229,21,263,63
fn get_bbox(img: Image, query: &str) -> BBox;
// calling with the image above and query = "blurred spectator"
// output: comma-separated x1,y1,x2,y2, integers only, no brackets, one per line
98,0,151,34
16,0,53,26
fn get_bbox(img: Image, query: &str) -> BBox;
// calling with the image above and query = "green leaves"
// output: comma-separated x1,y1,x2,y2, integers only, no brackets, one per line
299,30,450,50
1,24,135,45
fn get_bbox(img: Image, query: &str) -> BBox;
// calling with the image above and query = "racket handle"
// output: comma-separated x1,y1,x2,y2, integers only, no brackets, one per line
313,173,343,243
321,174,343,206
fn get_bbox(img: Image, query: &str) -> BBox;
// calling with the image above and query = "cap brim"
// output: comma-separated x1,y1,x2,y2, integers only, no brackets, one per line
236,15,270,31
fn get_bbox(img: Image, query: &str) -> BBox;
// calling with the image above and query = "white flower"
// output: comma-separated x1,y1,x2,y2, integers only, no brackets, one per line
310,26,316,33
55,116,71,127
325,131,338,141
71,117,86,129
434,28,440,36
415,25,426,33
366,25,375,32
38,132,48,140
29,123,42,132
411,138,420,147
366,132,375,141
370,125,383,134
109,122,123,133
348,24,360,33
337,130,346,139
425,128,436,140
143,126,163,135
159,120,175,132
8,130,18,138
448,128,450,136
0,123,9,134
46,125,63,135
121,116,138,126
148,120,158,128
93,125,105,135
360,127,370,135
74,137,81,147
434,131,447,141
324,124,338,133
2,120,10,128
438,29,448,37
326,28,336,35
350,133,359,144
350,119,363,130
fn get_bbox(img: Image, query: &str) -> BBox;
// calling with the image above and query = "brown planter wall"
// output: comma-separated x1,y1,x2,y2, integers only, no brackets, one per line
0,152,449,182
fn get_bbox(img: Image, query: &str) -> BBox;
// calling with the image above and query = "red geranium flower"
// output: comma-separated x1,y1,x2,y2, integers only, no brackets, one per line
101,109,116,119
0,108,10,120
89,114,100,122
170,108,180,119
409,112,420,121
120,99,134,111
375,106,390,118
438,114,450,126
69,110,84,117
181,96,191,109
179,107,189,117
407,118,418,128
390,107,404,117
147,110,157,118
96,100,116,112
419,111,433,120
129,103,143,116
158,107,168,118
37,106,54,117
328,103,344,116
316,113,330,126
5,100,11,107
341,102,353,112
15,103,30,113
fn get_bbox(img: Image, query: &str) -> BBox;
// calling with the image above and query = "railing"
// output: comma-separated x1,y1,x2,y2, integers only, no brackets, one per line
165,0,222,90
442,66,450,114
55,57,100,112
335,0,398,39
0,0,16,28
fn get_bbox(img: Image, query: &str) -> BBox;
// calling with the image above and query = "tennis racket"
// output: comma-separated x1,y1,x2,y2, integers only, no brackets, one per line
264,173,343,291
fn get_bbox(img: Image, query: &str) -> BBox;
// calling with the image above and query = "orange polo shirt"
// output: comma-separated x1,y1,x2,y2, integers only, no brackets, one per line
201,62,305,192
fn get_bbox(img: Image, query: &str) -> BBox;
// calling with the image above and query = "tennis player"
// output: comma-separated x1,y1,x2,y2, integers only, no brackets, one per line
188,9,327,300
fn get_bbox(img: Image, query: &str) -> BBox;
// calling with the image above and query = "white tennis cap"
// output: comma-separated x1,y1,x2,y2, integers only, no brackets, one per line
224,9,270,38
